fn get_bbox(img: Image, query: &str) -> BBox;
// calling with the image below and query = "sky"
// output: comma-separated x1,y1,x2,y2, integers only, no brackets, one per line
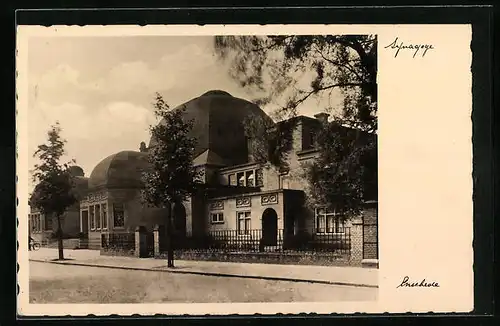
27,35,337,190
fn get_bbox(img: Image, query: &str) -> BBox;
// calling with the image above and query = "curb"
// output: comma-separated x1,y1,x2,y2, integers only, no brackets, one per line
29,259,379,289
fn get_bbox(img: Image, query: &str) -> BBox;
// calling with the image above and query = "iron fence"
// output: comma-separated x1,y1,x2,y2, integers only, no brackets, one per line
166,228,351,256
99,228,351,257
101,232,135,251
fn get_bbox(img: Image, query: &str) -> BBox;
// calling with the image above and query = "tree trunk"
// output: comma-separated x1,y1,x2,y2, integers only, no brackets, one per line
166,203,175,268
56,214,64,260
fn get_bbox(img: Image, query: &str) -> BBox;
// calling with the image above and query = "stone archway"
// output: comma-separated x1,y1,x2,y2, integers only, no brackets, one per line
261,208,278,246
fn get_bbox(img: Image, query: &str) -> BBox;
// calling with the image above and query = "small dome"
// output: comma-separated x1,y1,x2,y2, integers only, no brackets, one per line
68,165,84,177
88,151,150,190
72,176,89,200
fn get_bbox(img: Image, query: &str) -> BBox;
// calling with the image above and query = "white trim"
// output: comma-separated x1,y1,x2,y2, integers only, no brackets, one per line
210,212,224,224
314,207,345,234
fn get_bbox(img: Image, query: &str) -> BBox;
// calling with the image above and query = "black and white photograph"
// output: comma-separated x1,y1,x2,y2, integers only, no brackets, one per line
25,32,379,304
16,24,473,315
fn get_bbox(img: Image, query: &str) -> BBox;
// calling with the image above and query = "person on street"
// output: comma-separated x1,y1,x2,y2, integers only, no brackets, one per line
29,235,34,251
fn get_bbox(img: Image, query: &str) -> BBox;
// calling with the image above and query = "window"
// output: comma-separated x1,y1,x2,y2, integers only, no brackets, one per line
232,169,264,187
211,212,224,224
33,214,39,232
309,131,317,149
315,208,344,233
281,175,290,189
113,204,125,228
237,172,245,186
237,211,251,235
89,206,95,230
95,205,101,229
102,204,108,229
245,171,254,187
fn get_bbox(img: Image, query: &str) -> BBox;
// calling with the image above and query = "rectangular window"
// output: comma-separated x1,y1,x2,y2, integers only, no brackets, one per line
315,208,344,233
89,206,95,230
102,204,108,229
245,171,254,187
310,131,317,148
228,174,236,186
210,212,224,224
237,211,251,235
95,205,101,229
256,168,264,187
113,204,125,228
236,172,245,186
281,176,290,189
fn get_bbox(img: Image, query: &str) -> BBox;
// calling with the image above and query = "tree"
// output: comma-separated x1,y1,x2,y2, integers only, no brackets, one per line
30,122,77,260
214,35,377,131
214,35,378,214
141,93,200,268
304,123,377,219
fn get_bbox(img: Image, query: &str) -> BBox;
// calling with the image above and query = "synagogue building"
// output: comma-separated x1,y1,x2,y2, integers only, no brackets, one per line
29,90,377,259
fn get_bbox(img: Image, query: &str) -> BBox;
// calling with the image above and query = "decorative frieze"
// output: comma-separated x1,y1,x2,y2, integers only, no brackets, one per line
236,197,251,208
261,193,278,205
83,192,107,204
209,200,224,211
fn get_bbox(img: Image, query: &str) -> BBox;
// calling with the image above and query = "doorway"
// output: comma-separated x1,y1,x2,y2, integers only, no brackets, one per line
261,208,278,246
81,210,89,235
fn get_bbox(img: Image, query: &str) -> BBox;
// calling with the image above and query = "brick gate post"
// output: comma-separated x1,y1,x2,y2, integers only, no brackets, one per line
349,217,363,266
134,226,141,258
153,224,160,257
135,226,147,258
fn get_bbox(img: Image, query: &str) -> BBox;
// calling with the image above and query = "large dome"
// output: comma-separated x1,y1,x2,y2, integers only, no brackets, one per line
148,90,274,166
88,151,150,190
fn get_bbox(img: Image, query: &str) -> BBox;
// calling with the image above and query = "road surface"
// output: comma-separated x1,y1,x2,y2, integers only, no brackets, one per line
29,261,377,303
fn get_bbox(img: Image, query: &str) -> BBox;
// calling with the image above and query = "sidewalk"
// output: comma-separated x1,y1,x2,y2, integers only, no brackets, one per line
29,248,378,288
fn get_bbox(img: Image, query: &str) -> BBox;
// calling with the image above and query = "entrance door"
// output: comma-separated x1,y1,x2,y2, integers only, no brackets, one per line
81,210,89,235
261,208,278,246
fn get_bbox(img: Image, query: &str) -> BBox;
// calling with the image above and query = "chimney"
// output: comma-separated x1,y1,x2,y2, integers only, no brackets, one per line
139,141,147,153
314,112,330,124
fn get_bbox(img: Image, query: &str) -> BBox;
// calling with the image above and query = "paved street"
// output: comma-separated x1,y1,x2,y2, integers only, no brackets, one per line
29,248,379,287
29,261,378,303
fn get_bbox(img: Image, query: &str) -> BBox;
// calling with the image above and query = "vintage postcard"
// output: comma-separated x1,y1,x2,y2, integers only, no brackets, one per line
16,24,473,316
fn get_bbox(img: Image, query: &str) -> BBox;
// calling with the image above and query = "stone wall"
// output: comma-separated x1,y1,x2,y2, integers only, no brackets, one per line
362,204,378,262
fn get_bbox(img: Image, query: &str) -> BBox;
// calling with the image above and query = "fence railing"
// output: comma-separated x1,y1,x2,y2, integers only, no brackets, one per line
101,233,135,251
100,228,351,257
167,228,351,256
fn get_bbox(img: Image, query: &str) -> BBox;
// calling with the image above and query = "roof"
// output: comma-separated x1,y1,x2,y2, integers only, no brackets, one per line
192,149,228,167
29,174,89,210
73,176,89,200
148,90,274,166
88,151,150,190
